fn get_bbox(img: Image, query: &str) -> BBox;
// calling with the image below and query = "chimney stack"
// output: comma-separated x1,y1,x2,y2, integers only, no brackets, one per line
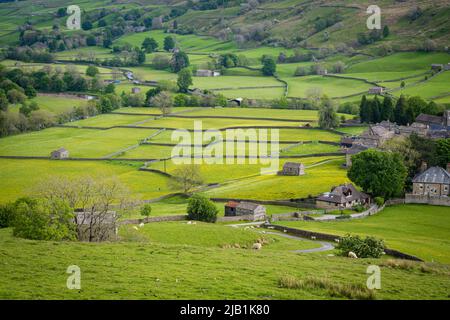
420,161,428,173
447,163,450,173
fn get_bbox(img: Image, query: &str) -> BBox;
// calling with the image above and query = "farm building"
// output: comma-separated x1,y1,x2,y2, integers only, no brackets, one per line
50,148,69,160
431,64,444,71
355,124,396,148
279,162,305,176
131,87,141,94
196,69,220,77
224,201,266,220
74,211,118,242
411,165,450,197
316,184,370,210
368,86,384,95
416,111,450,130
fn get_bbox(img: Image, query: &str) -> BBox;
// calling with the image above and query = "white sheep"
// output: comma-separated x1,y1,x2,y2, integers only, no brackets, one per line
334,238,340,243
187,221,192,225
311,236,316,240
139,223,144,228
348,251,358,259
252,243,262,250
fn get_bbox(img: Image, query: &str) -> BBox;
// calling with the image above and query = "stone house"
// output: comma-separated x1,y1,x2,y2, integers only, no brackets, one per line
356,125,396,148
279,162,305,176
316,184,370,209
411,165,450,197
131,87,141,94
368,86,384,95
416,111,450,130
196,69,220,77
224,201,266,220
74,211,118,242
50,148,69,160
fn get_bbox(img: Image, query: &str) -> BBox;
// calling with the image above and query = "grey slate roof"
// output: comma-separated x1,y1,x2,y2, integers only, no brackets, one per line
416,113,443,125
412,166,450,184
237,202,263,211
283,162,304,169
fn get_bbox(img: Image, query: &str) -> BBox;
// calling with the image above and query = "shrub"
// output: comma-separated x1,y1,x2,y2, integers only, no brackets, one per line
336,214,351,220
140,204,152,218
374,197,385,206
12,197,76,241
337,234,385,258
354,204,365,213
0,202,15,228
187,194,218,223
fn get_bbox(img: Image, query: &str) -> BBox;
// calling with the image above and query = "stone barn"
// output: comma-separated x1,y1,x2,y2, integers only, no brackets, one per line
279,162,305,176
224,201,266,220
131,87,141,94
50,148,69,160
74,211,118,242
368,86,384,95
196,69,220,77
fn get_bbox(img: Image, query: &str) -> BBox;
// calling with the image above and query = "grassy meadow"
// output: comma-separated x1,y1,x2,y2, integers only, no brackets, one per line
275,205,450,264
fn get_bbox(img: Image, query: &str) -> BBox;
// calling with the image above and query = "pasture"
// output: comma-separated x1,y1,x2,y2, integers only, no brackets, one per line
275,205,450,264
1,225,449,299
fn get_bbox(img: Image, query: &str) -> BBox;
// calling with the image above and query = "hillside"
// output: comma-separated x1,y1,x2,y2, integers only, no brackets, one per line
1,0,450,51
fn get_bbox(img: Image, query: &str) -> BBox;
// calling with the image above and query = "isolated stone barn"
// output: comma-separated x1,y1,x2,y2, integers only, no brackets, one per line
279,162,305,176
224,201,266,220
50,148,69,160
74,211,118,242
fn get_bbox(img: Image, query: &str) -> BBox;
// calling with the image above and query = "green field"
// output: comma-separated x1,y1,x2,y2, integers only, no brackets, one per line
1,223,449,299
205,157,348,200
0,159,174,203
275,205,450,264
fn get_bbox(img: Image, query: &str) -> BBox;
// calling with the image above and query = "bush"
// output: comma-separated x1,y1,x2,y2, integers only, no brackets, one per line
354,204,365,213
374,197,385,206
336,214,351,220
187,194,218,223
337,234,385,258
140,204,152,217
0,203,15,228
12,197,76,241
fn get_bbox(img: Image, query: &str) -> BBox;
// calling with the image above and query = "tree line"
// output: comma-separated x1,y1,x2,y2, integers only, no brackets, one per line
359,94,442,125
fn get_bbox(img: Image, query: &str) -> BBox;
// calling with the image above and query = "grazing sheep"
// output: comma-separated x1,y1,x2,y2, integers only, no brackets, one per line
187,221,192,224
252,243,262,250
348,251,358,259
139,223,144,228
334,238,340,243
283,230,287,233
311,236,316,240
